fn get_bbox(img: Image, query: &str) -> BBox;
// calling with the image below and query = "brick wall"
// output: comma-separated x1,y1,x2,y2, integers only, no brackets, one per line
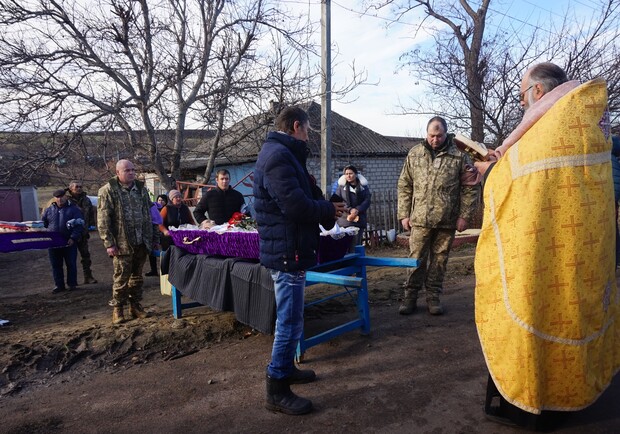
307,155,406,195
307,155,484,237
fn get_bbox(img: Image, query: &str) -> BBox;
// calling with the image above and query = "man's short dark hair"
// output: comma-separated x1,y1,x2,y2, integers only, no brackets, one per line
528,62,568,93
275,106,309,135
427,116,447,133
215,169,230,178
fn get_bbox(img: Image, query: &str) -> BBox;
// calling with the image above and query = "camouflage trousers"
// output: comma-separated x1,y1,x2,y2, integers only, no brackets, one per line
405,226,455,299
108,244,149,307
76,236,93,274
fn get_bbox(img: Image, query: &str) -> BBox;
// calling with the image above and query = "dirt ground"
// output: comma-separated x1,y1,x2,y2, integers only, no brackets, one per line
0,232,618,433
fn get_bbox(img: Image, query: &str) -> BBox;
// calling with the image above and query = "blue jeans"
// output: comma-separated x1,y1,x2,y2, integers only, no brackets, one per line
48,244,78,289
267,269,306,379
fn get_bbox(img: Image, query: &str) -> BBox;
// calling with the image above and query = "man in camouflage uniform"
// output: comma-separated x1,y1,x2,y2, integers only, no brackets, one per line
97,159,159,324
397,116,480,315
68,180,97,284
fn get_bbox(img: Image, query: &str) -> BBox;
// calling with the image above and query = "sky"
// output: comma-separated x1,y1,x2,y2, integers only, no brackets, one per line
292,0,610,138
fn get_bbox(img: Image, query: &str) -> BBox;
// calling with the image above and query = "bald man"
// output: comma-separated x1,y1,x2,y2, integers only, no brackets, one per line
97,160,159,324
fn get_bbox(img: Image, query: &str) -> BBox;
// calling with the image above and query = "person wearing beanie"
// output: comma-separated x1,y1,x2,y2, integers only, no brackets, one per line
159,189,196,250
41,188,84,293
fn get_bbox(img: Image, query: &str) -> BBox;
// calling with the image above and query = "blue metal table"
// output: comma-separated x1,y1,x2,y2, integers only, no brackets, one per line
169,245,419,360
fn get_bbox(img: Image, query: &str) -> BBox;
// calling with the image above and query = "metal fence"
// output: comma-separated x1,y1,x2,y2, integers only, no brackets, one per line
362,189,400,247
361,189,483,247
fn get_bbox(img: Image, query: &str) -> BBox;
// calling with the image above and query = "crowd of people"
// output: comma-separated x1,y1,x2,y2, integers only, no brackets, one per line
38,61,618,428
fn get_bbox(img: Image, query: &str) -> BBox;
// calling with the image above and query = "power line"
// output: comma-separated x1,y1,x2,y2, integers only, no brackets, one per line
328,0,608,40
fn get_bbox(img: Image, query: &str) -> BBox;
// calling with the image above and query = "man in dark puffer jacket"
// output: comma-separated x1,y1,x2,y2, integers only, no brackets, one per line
254,106,346,415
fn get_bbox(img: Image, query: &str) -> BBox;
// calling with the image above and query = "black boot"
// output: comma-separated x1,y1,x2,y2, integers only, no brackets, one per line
265,375,313,415
286,366,316,384
145,254,158,276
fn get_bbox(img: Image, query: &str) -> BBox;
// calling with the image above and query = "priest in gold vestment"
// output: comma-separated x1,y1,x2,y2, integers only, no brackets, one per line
474,63,619,428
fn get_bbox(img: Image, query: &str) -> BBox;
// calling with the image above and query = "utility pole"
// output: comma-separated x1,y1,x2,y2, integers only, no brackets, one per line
320,0,332,198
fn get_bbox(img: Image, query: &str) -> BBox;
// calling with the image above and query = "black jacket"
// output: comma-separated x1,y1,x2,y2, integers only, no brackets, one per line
253,131,335,272
193,187,244,225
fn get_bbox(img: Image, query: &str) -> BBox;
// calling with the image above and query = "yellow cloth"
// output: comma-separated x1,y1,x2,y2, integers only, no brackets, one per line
160,273,173,296
475,78,620,414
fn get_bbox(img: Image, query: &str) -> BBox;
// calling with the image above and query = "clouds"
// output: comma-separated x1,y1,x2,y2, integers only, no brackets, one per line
307,2,436,137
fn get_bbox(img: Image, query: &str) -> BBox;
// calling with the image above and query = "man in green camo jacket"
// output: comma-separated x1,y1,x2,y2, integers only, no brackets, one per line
397,116,480,316
97,159,159,324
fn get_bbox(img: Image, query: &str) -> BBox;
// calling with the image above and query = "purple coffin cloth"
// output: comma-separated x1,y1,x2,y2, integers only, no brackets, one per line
0,231,67,253
170,229,352,263
317,235,352,264
169,230,259,259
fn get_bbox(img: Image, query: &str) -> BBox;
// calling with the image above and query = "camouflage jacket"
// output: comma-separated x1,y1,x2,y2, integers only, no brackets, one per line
397,135,479,229
69,191,95,237
97,177,158,254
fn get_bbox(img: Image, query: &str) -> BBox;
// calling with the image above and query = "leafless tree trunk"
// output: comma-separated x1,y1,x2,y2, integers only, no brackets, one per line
364,0,620,145
0,0,346,189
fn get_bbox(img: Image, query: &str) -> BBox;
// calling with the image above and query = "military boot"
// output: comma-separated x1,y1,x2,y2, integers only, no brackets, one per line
427,296,444,315
83,271,98,284
265,374,313,415
129,302,149,319
112,306,125,324
398,289,417,315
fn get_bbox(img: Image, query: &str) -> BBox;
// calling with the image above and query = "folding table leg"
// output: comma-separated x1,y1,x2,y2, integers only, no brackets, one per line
171,285,182,319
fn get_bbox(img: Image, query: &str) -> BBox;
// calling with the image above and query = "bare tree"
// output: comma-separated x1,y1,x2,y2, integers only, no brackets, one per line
0,0,327,189
364,0,620,145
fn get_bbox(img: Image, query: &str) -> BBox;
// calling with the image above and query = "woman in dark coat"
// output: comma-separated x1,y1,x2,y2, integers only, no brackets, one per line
334,165,371,252
159,189,196,250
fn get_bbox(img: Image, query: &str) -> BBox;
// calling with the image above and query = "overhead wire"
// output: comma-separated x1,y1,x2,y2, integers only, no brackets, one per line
281,0,605,40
